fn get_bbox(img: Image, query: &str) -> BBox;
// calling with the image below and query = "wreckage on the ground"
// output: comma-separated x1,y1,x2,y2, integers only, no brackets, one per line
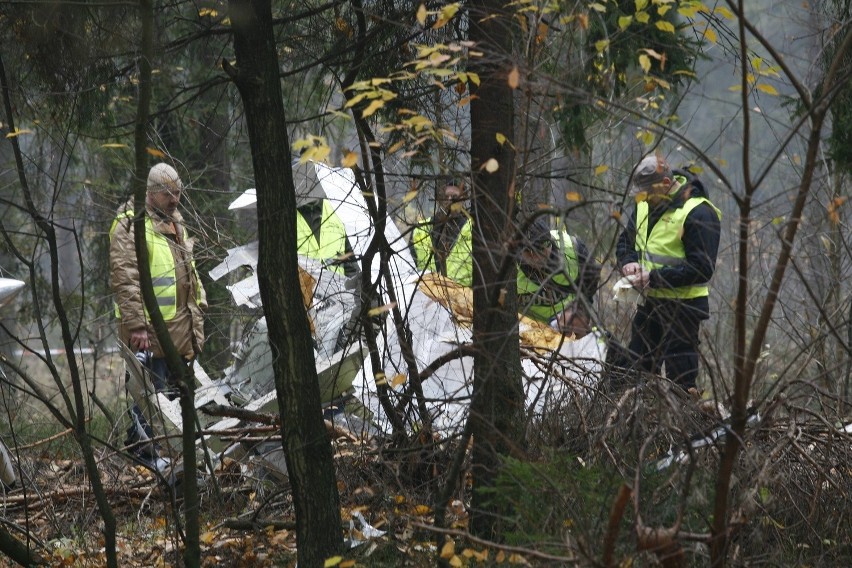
119,161,608,479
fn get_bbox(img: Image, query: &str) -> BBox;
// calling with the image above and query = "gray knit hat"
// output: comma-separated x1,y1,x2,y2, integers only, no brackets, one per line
631,155,673,191
147,163,182,193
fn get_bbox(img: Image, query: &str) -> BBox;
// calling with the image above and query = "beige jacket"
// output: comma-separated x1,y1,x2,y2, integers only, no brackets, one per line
109,200,207,359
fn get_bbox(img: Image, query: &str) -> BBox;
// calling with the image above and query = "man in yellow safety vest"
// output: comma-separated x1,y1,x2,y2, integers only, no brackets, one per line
110,162,207,470
517,217,601,338
410,180,473,286
615,154,721,391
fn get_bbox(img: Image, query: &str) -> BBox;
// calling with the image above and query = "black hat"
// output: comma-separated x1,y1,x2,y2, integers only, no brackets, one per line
524,218,552,249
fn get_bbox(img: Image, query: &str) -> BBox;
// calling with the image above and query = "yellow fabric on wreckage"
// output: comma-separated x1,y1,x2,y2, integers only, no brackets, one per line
416,273,580,353
298,266,316,334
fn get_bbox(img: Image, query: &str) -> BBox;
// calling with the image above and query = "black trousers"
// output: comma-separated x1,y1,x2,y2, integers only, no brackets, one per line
626,299,706,390
125,352,184,457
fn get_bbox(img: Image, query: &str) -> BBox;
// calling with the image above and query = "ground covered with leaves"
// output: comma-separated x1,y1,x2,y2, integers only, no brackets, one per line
1,378,851,567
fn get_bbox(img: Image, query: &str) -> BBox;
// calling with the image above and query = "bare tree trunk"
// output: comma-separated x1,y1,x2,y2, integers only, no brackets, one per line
467,0,526,542
226,1,344,565
131,2,202,565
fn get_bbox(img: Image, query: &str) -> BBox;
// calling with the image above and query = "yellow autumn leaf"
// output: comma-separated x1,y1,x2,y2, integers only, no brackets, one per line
678,4,700,18
756,83,779,96
101,143,128,149
496,550,506,562
594,39,609,53
340,561,356,568
440,540,455,559
368,302,397,316
508,552,530,564
611,209,622,221
635,0,648,11
301,144,331,163
146,147,166,158
413,504,432,515
589,2,606,12
434,2,459,29
362,99,385,117
704,27,717,44
635,11,650,23
715,6,734,19
618,16,632,31
199,531,216,545
198,7,218,17
440,3,459,19
594,164,609,176
341,151,358,168
324,556,343,567
484,158,499,173
457,95,474,107
391,374,407,388
449,556,463,567
638,54,651,73
576,12,589,30
403,189,418,203
655,20,675,33
507,66,520,89
416,3,427,26
566,191,583,202
496,132,507,145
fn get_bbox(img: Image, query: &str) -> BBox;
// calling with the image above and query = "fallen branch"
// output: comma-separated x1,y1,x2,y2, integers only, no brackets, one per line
1,484,158,506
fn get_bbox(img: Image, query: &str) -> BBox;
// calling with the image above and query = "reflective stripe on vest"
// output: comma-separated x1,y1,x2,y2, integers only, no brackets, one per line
296,200,349,272
636,197,721,299
517,230,578,322
110,212,183,320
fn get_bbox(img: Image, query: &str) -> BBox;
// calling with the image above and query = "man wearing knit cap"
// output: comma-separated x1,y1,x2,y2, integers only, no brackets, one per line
109,162,207,469
614,154,721,391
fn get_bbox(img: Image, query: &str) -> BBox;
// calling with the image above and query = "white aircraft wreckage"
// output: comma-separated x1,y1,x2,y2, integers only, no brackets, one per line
119,161,608,478
0,277,27,488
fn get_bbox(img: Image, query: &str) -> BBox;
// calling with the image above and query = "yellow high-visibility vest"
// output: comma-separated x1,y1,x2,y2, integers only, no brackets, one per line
411,218,473,287
110,212,201,320
296,200,349,272
636,197,721,299
517,230,579,322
